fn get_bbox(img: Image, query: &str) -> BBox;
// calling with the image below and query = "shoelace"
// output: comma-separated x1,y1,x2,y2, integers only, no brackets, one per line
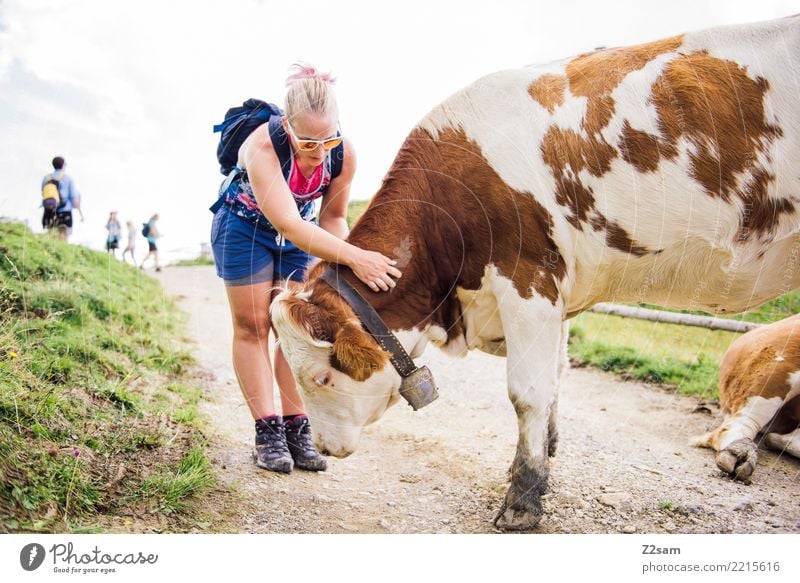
291,427,316,452
265,435,288,451
286,423,316,452
258,427,289,456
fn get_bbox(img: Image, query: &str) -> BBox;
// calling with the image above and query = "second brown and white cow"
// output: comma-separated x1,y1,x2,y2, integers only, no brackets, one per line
693,314,800,482
272,15,800,530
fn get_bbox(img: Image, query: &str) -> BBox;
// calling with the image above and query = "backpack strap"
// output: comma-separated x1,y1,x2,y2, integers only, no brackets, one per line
330,138,344,181
46,170,65,183
209,168,243,214
209,196,226,214
268,115,292,181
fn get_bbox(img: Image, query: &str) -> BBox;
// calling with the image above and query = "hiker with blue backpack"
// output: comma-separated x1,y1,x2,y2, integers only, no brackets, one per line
41,156,83,240
139,214,161,272
210,64,402,474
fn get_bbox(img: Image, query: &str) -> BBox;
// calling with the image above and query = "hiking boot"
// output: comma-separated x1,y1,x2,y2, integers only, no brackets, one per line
253,417,293,473
284,415,328,471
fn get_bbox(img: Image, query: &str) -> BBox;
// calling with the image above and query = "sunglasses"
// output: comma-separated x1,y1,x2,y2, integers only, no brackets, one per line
285,121,344,152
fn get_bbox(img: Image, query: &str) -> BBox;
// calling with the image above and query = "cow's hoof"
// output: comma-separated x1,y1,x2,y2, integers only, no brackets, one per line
715,438,757,483
497,456,548,530
494,506,543,531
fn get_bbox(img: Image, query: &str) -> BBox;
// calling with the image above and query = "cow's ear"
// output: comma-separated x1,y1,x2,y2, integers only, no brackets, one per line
331,323,388,381
282,294,338,343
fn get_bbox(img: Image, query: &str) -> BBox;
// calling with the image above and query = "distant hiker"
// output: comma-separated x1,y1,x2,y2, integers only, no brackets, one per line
41,156,83,240
122,220,137,265
105,212,121,255
139,214,161,272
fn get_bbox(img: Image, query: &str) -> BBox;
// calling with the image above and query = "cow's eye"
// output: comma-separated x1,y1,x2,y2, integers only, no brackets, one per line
314,372,332,386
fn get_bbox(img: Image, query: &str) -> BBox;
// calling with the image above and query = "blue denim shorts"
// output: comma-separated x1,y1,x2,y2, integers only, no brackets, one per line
210,207,313,286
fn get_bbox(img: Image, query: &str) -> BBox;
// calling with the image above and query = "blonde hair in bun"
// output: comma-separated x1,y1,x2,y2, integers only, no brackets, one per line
284,62,338,123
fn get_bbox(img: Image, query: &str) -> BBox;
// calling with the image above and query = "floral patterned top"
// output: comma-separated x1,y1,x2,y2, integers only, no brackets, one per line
219,150,334,232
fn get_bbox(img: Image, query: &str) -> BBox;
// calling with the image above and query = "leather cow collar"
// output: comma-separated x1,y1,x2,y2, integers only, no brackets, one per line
319,266,439,410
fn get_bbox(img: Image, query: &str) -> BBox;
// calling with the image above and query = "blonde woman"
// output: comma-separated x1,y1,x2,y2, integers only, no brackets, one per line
210,64,401,473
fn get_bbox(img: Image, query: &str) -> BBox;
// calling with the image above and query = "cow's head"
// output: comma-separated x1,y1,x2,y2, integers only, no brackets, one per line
271,283,402,457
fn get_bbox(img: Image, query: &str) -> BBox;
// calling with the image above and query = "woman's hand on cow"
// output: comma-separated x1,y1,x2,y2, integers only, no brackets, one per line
348,248,402,292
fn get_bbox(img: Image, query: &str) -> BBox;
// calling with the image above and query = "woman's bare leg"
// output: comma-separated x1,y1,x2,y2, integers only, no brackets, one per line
226,280,277,420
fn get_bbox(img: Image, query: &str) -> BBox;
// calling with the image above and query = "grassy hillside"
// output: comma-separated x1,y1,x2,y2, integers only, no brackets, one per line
0,221,216,532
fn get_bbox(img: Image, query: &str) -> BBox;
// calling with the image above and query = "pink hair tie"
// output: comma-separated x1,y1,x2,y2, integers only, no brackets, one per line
285,62,337,86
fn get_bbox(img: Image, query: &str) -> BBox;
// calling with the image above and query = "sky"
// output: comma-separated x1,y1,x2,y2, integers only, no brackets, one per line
0,0,797,261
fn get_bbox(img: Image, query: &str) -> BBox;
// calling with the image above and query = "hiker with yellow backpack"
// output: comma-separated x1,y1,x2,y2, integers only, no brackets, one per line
41,156,83,240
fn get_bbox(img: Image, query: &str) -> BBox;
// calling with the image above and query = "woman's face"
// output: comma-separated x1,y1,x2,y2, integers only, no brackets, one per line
285,113,338,166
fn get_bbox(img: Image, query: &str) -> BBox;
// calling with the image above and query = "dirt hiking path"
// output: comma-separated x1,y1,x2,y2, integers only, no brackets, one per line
161,266,800,534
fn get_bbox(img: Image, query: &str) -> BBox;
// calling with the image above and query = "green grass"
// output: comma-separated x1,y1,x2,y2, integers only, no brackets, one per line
172,256,215,267
568,313,735,399
159,381,203,426
0,222,214,532
129,447,214,515
569,292,800,400
347,198,370,227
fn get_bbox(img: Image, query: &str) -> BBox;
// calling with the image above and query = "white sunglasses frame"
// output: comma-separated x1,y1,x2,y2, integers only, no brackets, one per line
284,119,343,151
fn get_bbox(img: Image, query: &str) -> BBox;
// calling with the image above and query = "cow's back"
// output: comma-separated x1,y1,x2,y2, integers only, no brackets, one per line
419,15,800,317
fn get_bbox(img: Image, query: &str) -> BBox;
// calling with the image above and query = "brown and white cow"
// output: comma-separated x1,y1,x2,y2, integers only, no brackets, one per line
692,315,800,482
272,15,800,530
